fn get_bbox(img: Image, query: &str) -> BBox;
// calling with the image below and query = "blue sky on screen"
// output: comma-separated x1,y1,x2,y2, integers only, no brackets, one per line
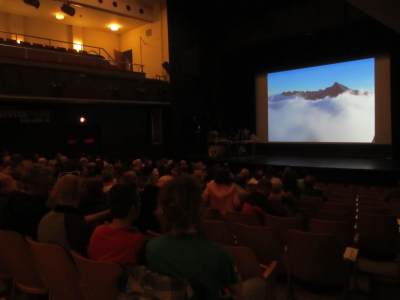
267,58,374,95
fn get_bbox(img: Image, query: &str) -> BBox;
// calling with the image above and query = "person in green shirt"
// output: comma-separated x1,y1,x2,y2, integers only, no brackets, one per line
146,175,265,300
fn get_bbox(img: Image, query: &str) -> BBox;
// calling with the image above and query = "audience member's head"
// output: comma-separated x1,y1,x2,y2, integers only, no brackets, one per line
239,168,249,178
282,168,298,187
157,175,204,236
303,175,316,188
81,177,105,203
132,159,142,170
235,173,248,189
214,168,232,185
256,178,271,196
108,183,140,221
113,163,125,181
0,161,14,176
148,168,159,185
101,165,115,183
180,160,189,173
120,171,139,187
266,166,275,179
86,162,97,177
270,177,283,194
19,163,53,198
254,167,264,180
38,157,47,165
0,176,18,197
192,170,204,188
51,174,80,207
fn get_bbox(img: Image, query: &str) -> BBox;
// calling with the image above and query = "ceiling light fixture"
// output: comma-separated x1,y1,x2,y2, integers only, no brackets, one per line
23,0,40,9
56,14,64,19
61,2,75,17
110,24,119,31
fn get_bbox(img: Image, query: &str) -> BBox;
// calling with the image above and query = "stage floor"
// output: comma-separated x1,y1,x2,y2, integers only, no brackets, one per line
189,154,399,171
187,154,400,185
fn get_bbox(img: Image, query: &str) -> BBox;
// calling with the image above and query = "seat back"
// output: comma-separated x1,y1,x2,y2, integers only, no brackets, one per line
358,206,390,215
264,214,303,245
0,253,12,279
26,237,85,300
323,202,354,214
315,210,354,225
299,196,324,209
389,202,400,218
236,224,285,273
358,195,383,203
266,198,285,213
0,230,45,291
358,189,382,196
357,213,398,260
225,211,262,236
287,230,344,284
308,219,354,250
388,196,400,206
146,230,162,240
71,250,124,300
357,200,387,208
224,246,263,281
202,220,235,245
204,208,224,221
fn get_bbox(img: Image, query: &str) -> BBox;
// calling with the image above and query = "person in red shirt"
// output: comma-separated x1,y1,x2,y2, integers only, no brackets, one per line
87,183,147,268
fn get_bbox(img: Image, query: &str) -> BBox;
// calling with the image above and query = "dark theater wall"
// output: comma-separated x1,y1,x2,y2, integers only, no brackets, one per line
0,102,167,160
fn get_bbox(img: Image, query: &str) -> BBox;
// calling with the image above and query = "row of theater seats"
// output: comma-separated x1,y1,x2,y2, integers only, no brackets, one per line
0,230,277,300
0,37,118,70
202,191,400,299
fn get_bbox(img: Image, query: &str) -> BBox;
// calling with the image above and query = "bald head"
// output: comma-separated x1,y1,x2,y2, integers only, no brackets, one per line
52,174,81,207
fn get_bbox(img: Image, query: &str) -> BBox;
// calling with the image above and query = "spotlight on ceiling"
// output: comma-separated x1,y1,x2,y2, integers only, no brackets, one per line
23,0,40,9
61,2,75,17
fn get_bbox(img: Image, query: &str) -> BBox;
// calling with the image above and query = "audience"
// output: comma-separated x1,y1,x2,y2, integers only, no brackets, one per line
0,163,52,240
0,150,398,299
87,183,147,268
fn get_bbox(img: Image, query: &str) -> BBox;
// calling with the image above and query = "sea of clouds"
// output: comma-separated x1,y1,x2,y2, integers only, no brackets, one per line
268,91,375,142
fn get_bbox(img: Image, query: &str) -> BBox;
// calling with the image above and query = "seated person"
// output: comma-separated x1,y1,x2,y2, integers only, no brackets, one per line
268,178,284,200
87,183,147,268
38,174,109,255
146,175,266,300
203,168,240,216
302,175,326,201
245,178,281,216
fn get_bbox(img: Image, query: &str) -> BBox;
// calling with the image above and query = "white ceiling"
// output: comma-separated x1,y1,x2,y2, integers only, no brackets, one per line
0,0,161,35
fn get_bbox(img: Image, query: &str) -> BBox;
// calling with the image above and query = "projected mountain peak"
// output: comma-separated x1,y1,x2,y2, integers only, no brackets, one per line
281,82,369,100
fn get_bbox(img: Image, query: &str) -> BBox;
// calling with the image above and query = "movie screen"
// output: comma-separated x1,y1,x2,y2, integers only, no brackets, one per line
267,58,375,143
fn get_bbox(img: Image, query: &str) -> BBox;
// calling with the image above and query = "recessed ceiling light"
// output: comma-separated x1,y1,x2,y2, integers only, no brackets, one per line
110,24,119,31
56,14,64,20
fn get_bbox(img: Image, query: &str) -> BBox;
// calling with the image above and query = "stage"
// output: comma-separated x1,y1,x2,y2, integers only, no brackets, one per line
187,154,400,186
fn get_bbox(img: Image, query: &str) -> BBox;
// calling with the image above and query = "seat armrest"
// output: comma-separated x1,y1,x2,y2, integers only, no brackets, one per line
260,261,277,280
343,247,358,262
353,232,359,246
